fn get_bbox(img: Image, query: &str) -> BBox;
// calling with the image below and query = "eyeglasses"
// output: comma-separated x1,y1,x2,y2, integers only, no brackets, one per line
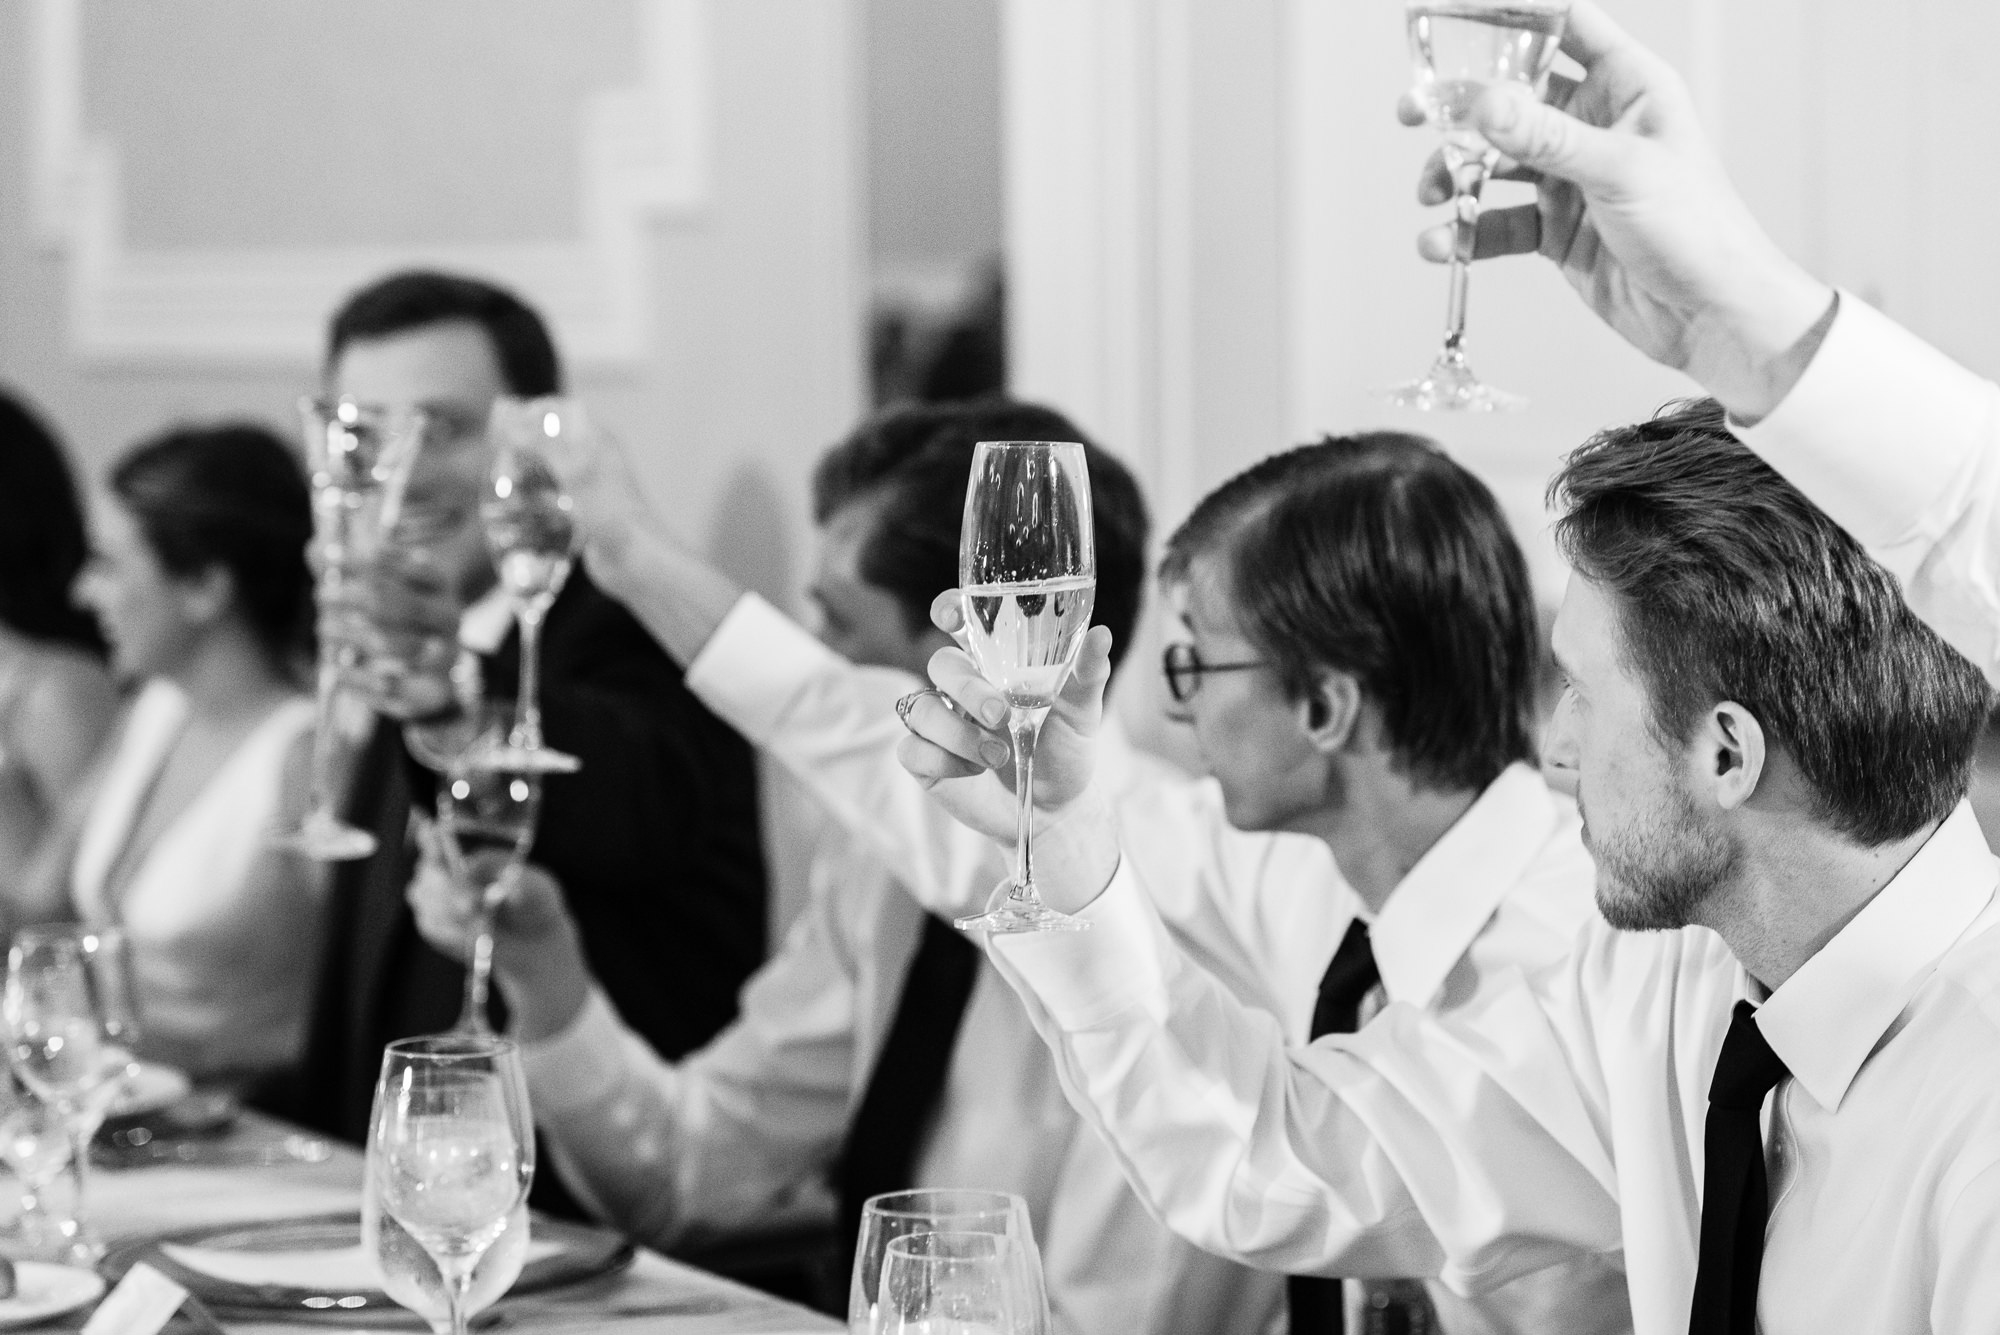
1161,643,1267,704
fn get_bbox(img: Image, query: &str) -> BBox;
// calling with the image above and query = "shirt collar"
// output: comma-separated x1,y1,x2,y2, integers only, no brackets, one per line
1755,802,1999,1112
1370,763,1560,1008
459,585,516,656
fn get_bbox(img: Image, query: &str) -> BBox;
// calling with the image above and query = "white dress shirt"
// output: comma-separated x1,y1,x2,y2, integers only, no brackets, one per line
991,785,2000,1335
1732,293,2000,687
523,595,1339,1335
686,594,1621,1335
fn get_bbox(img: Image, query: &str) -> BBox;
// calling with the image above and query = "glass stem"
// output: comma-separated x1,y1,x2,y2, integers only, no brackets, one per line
1007,708,1048,905
513,607,546,751
302,646,343,824
460,912,496,1036
63,1117,89,1248
1438,140,1492,362
441,1260,475,1335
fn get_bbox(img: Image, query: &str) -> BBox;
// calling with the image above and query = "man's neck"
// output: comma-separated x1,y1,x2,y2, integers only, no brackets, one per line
1297,770,1484,915
166,624,293,726
1697,817,1940,992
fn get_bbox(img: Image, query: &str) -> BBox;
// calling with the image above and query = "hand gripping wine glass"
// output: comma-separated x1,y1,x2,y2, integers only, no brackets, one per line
4,926,141,1264
370,1036,534,1335
275,397,426,859
851,1190,1050,1335
436,708,543,1036
953,441,1095,935
1389,0,1572,411
476,397,583,776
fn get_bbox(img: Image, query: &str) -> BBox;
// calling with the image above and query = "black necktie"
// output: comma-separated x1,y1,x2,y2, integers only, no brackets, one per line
1290,921,1381,1335
1687,1000,1790,1335
834,913,983,1280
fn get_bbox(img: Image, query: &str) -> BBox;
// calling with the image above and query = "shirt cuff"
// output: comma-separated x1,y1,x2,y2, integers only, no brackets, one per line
519,988,655,1115
685,593,843,746
1732,292,2000,551
988,862,1171,1030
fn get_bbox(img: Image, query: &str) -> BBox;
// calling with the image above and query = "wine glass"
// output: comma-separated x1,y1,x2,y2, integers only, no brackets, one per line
369,1036,534,1335
0,1073,72,1259
3,926,140,1263
475,397,582,776
953,441,1096,935
1389,0,1571,411
877,1233,1029,1335
274,397,427,859
435,708,543,1035
851,1190,1049,1335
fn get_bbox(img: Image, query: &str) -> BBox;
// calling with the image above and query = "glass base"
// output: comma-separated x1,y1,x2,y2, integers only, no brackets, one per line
464,743,581,776
956,882,1091,935
270,810,379,862
1387,350,1525,413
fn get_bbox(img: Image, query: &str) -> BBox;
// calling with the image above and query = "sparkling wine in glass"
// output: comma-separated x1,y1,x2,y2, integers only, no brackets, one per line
1389,0,1571,412
476,398,582,776
953,441,1095,935
876,1232,1029,1335
4,926,140,1264
851,1190,1049,1335
275,397,426,859
436,710,542,1036
370,1036,534,1335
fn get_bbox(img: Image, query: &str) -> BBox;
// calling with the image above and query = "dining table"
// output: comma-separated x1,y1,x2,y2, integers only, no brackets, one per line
44,1111,841,1335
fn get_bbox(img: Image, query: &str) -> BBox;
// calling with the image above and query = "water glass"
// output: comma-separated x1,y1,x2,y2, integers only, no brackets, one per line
369,1036,534,1335
851,1190,1048,1335
877,1232,1028,1335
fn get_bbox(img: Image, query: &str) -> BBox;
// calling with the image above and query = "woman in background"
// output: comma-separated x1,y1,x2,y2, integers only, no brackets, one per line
0,392,120,895
62,423,324,1087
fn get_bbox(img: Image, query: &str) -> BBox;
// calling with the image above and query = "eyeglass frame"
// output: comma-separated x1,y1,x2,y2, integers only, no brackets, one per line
1161,642,1268,704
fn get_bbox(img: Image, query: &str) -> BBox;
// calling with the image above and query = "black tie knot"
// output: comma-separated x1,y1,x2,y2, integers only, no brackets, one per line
1707,1000,1789,1110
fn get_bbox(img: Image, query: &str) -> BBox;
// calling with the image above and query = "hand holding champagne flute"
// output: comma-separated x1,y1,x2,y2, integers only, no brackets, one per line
953,441,1095,935
1390,0,1571,411
434,708,543,1036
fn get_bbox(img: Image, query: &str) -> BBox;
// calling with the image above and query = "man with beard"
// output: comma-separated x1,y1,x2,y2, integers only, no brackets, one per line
899,398,2000,1334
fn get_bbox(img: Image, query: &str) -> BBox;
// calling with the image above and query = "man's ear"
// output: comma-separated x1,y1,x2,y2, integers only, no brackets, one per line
1301,671,1362,754
1700,700,1767,811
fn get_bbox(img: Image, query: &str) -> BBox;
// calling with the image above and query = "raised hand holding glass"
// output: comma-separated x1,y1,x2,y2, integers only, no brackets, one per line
954,442,1095,935
1390,0,1571,411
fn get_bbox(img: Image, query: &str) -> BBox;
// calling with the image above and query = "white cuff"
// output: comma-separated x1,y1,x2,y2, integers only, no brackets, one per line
988,862,1170,1030
1732,292,2000,551
684,593,841,746
519,988,656,1115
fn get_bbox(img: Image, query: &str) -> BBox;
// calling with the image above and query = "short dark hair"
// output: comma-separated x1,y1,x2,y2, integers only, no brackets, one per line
1164,432,1539,793
811,398,1149,670
1552,398,1992,846
0,389,102,653
326,271,562,396
111,423,315,671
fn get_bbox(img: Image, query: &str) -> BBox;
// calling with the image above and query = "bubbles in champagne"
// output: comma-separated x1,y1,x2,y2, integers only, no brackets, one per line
1407,3,1567,134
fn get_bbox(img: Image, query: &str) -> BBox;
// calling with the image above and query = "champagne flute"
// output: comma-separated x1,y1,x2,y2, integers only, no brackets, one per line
851,1190,1050,1334
953,442,1095,935
435,707,543,1035
1389,0,1571,412
370,1036,534,1335
0,1073,72,1259
274,397,426,859
876,1232,1027,1335
4,926,140,1263
475,397,582,776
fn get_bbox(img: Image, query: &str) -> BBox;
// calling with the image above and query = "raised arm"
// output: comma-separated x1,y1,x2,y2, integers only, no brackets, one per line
1413,0,2000,682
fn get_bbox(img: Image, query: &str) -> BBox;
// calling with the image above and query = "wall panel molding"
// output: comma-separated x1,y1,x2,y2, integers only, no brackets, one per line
26,0,710,367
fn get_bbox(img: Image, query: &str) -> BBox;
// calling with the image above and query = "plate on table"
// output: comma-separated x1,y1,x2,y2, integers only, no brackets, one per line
101,1213,634,1322
0,1263,105,1329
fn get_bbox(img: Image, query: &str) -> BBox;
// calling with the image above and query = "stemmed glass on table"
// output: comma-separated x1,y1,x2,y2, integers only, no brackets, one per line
275,397,426,859
851,1189,1048,1335
952,442,1096,935
0,1070,73,1257
1390,0,1572,411
3,925,141,1263
433,707,543,1036
367,1035,534,1335
474,398,584,776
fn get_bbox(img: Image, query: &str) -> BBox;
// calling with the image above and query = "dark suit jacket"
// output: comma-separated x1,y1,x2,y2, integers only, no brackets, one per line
284,564,767,1148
